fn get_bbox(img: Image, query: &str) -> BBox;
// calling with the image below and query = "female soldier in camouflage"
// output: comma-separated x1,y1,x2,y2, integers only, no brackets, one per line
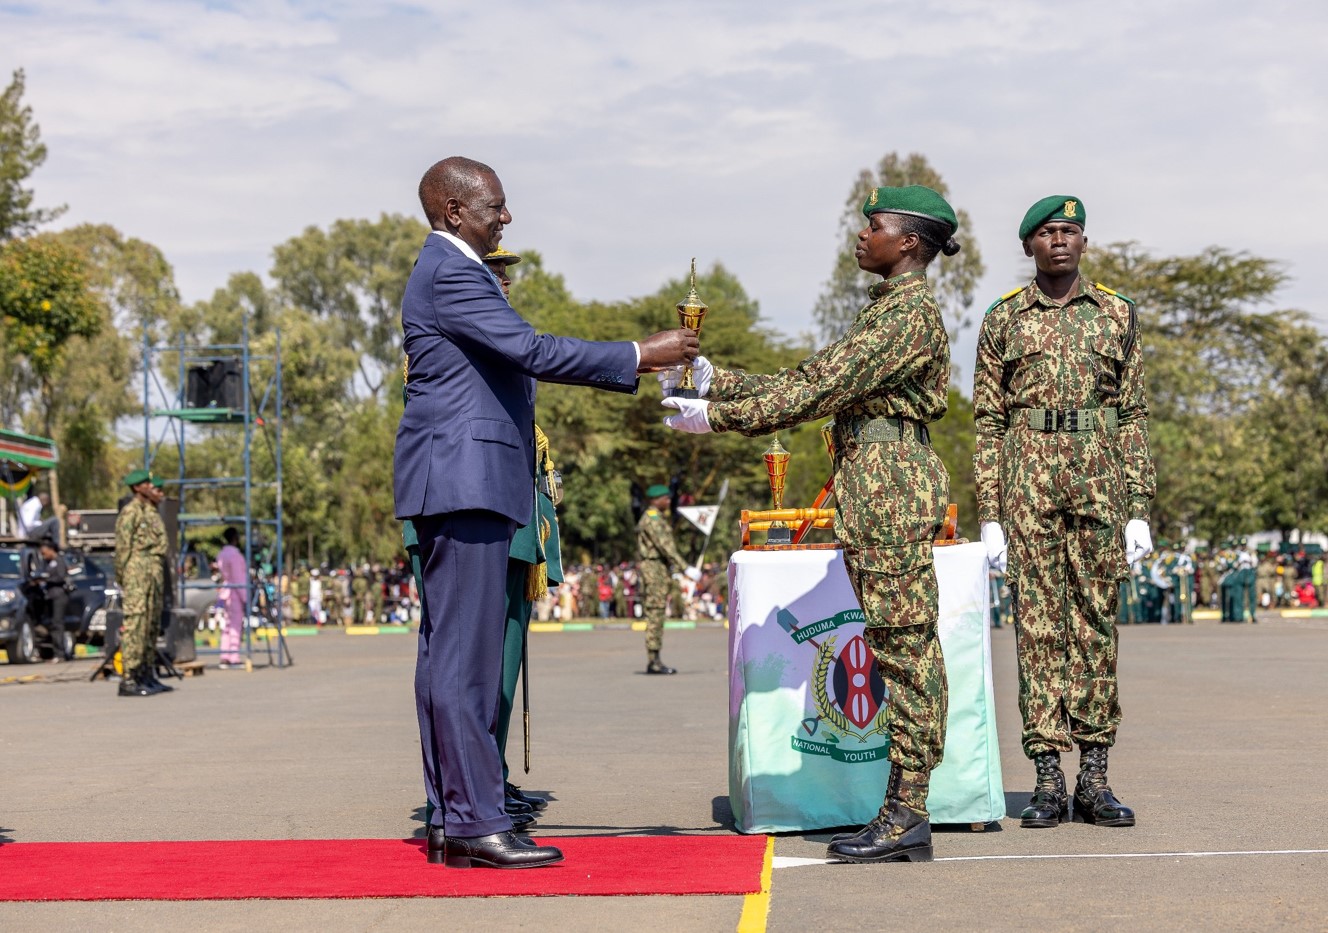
661,185,958,863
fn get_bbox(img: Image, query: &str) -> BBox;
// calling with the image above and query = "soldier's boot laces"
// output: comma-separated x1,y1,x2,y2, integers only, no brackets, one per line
1019,751,1069,828
826,767,933,863
1073,745,1136,827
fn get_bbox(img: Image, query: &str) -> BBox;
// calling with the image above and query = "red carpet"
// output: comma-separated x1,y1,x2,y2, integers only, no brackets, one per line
0,835,767,901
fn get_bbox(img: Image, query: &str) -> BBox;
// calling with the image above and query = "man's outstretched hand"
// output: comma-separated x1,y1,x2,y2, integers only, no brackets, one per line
638,329,699,373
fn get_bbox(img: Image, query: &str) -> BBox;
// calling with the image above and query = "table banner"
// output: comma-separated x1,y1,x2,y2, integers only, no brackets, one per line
728,542,1004,833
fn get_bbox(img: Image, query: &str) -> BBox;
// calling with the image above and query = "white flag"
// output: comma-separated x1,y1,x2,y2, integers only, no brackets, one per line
678,504,720,536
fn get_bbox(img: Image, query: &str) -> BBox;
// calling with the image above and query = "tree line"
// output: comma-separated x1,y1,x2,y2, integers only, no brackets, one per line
2,68,1324,566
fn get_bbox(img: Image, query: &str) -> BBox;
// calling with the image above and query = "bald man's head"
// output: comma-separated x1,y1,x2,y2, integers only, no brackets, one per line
418,156,511,256
419,157,496,228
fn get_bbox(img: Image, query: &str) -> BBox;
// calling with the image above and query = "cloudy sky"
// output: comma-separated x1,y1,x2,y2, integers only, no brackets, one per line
3,0,1325,382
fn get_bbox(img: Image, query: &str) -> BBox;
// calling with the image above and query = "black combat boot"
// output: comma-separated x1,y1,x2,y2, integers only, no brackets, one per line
1073,744,1136,827
143,664,174,693
1019,751,1069,828
826,767,933,863
118,669,154,698
645,649,676,675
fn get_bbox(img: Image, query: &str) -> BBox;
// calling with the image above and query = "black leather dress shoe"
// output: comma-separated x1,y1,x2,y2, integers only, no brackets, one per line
442,831,563,869
426,826,447,864
510,809,537,832
506,782,549,811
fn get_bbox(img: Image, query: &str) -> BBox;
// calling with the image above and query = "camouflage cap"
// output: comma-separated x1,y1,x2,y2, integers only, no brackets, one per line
124,468,151,487
645,484,670,498
861,185,958,233
1019,195,1085,240
482,246,522,266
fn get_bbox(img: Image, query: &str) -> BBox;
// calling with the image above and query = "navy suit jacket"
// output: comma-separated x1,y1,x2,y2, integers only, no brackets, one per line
394,234,638,525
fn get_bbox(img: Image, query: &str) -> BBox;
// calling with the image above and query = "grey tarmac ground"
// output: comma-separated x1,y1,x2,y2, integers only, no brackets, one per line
2,613,1326,932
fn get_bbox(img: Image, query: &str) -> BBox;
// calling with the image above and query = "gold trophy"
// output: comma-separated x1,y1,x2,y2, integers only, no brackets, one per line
763,436,792,545
670,259,709,399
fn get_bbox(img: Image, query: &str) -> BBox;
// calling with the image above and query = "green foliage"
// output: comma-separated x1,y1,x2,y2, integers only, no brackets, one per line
813,152,985,344
930,389,977,538
0,69,64,241
270,214,428,399
1081,243,1311,544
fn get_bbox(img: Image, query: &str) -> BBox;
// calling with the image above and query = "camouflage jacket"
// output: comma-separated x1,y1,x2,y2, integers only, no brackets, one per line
708,271,950,570
114,496,167,580
972,277,1155,523
637,507,686,571
708,271,949,435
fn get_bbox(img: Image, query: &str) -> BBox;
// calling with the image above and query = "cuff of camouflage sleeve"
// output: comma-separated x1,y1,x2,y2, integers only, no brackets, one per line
706,402,731,434
1128,497,1151,521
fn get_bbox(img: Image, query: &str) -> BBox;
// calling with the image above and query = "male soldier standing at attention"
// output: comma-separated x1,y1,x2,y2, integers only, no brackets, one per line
636,485,698,675
114,470,168,697
974,196,1155,829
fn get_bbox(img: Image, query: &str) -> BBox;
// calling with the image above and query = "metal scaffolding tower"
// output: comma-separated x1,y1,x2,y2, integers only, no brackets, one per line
140,315,291,668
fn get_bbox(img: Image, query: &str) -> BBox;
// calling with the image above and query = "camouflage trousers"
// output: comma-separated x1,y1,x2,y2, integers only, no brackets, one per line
845,556,948,811
120,561,164,675
638,560,670,652
1004,432,1126,757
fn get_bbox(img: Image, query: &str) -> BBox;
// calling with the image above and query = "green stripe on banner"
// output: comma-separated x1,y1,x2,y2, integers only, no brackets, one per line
791,609,865,645
791,735,891,763
562,623,595,631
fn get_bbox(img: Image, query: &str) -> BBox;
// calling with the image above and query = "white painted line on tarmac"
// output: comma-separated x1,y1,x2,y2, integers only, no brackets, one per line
773,849,1328,869
934,849,1328,863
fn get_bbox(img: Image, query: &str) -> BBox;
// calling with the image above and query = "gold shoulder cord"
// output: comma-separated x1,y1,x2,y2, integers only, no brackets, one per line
527,423,556,600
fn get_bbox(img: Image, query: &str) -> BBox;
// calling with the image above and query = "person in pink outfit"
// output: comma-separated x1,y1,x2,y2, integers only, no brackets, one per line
215,527,249,668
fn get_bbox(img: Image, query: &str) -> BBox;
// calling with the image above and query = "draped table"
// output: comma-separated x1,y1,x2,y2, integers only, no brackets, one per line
727,542,1004,832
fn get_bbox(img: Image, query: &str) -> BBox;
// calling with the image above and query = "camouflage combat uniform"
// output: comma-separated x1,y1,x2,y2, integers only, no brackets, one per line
114,497,168,678
636,507,687,652
973,278,1155,757
708,269,951,814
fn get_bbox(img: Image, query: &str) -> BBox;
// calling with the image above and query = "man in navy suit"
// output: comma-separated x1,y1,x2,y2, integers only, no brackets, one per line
395,156,697,869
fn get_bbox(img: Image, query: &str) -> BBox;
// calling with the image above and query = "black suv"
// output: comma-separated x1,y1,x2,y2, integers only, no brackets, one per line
0,544,115,663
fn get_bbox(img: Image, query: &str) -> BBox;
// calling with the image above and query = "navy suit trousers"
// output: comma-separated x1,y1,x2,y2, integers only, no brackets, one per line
413,510,516,837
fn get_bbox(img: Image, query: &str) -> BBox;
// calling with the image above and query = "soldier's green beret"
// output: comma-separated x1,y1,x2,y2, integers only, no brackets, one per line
645,484,670,498
861,185,958,233
1019,195,1085,240
482,246,521,266
124,468,151,487
150,474,164,488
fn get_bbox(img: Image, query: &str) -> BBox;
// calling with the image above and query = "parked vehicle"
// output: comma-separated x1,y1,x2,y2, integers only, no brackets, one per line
0,543,114,663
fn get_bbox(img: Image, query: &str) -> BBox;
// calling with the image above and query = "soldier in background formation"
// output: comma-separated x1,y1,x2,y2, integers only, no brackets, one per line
635,484,698,676
114,470,170,697
974,196,1153,831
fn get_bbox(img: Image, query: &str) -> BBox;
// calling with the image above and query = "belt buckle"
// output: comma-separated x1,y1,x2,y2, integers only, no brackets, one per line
1042,410,1055,432
1066,410,1079,432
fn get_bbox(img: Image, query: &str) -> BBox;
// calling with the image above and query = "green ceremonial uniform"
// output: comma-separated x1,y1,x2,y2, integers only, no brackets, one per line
114,497,168,677
707,268,951,814
973,277,1155,757
498,479,561,782
636,506,687,653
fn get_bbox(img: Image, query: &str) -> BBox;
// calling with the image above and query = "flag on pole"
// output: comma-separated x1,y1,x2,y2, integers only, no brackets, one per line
677,505,720,536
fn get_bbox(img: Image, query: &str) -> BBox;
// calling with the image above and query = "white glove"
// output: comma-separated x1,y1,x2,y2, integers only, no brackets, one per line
655,356,713,397
661,397,712,434
1125,519,1153,563
980,522,1008,573
684,566,702,582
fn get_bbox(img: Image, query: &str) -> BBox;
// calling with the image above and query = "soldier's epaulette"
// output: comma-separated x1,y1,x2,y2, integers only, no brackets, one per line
984,287,1023,316
645,508,659,517
1094,283,1135,305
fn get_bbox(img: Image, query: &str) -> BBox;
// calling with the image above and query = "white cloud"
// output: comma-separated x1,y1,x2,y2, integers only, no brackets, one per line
3,0,1326,386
